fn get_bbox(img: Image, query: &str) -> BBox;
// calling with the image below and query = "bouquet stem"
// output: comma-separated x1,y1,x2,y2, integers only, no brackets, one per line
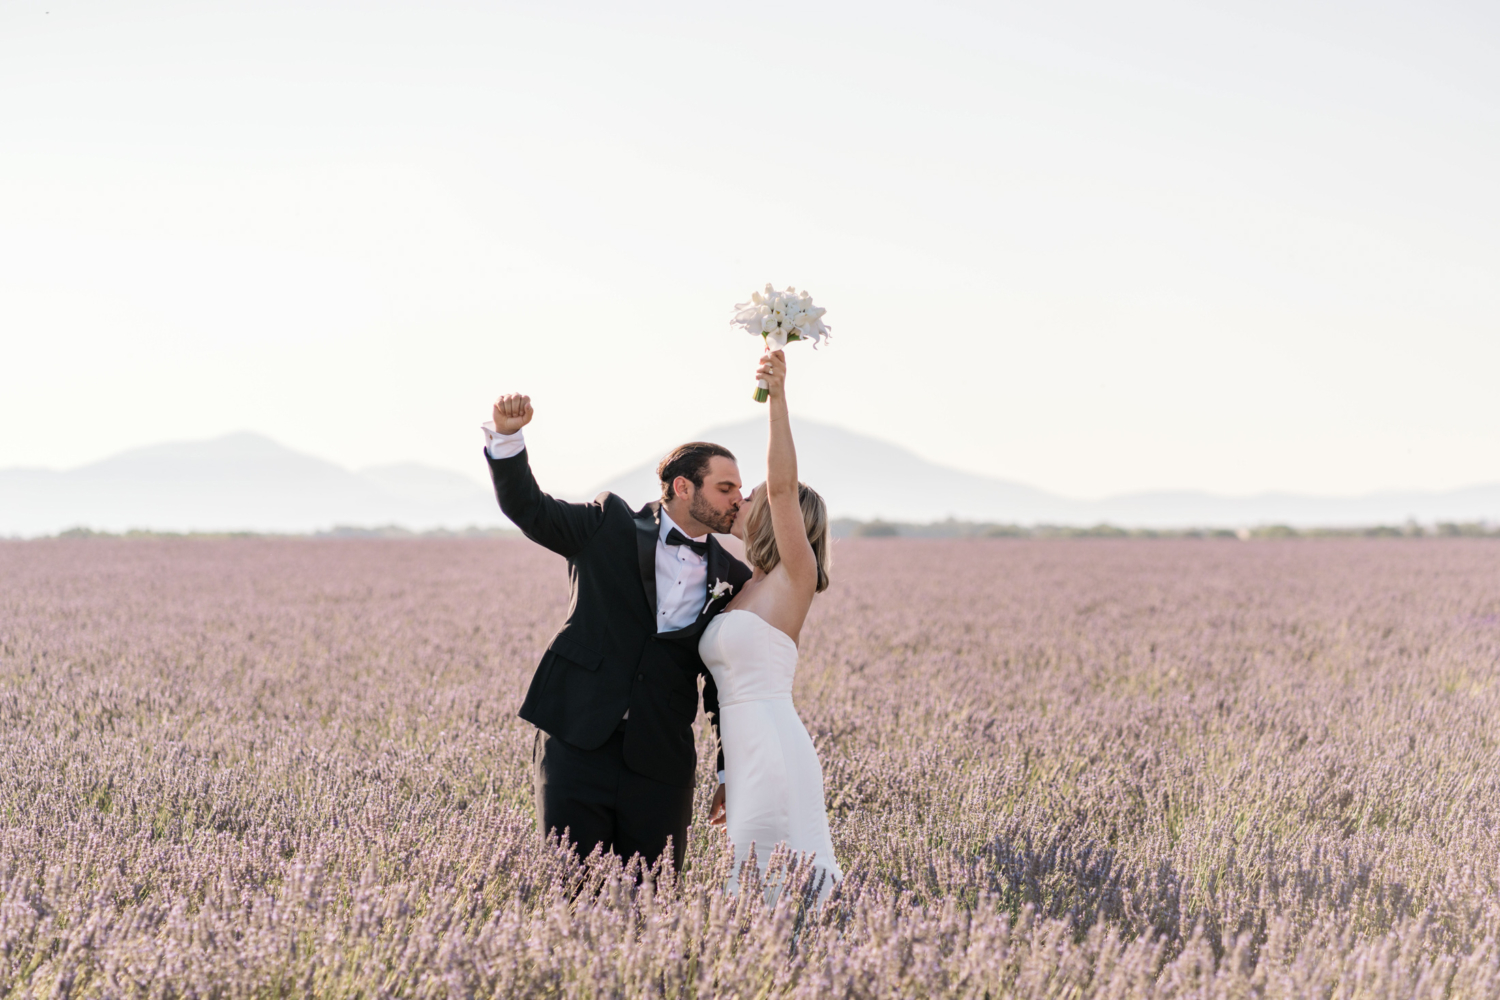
753,335,770,402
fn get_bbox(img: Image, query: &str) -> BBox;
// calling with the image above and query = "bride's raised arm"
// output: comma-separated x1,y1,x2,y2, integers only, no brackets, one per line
758,350,819,594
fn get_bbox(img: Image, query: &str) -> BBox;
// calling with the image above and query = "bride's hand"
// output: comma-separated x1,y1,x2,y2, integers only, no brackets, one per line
756,350,787,400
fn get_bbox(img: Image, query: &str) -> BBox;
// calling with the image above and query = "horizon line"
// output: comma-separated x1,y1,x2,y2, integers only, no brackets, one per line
6,425,1500,506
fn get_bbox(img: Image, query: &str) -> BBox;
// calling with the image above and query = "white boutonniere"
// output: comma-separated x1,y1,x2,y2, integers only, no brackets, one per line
709,578,734,602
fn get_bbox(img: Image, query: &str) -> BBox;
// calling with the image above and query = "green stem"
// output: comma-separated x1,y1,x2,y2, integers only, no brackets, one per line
754,334,771,402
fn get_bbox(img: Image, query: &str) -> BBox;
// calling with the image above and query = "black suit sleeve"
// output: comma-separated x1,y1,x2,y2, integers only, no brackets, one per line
701,667,726,776
486,448,605,559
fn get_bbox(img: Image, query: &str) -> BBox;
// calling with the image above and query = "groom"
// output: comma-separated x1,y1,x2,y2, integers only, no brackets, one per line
484,392,752,871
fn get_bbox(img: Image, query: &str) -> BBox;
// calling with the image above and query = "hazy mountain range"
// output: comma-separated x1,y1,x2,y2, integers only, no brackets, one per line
0,433,507,537
2,423,1498,538
594,419,1500,528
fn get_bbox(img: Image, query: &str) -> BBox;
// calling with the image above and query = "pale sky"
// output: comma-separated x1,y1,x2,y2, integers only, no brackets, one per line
3,0,1497,500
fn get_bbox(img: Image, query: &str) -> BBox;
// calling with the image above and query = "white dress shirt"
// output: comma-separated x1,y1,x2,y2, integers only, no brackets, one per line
482,421,527,461
654,510,710,632
651,511,714,779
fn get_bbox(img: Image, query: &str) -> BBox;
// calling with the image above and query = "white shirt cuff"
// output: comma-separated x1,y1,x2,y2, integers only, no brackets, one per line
717,769,726,784
481,421,526,460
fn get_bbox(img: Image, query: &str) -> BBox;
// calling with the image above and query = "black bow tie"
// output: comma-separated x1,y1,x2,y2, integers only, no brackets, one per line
664,528,709,556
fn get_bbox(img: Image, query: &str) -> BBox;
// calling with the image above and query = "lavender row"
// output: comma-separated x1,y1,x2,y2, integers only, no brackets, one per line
0,538,1496,997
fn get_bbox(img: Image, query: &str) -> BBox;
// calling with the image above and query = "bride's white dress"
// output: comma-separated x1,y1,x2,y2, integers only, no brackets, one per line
700,609,842,899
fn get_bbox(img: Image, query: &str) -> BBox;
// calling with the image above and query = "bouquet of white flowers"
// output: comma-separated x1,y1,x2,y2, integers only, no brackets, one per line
731,284,831,402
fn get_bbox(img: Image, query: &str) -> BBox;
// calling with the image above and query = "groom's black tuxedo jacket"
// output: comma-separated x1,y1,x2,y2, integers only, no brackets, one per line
488,448,752,788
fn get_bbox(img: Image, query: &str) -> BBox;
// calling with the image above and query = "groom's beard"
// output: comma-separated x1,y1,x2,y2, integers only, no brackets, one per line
690,492,736,535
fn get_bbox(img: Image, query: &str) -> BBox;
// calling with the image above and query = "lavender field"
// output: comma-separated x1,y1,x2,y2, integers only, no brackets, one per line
1,537,1498,998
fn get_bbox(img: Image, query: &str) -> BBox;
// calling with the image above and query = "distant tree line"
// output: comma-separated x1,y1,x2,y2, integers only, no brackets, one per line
22,521,1500,542
40,525,519,541
831,518,1500,540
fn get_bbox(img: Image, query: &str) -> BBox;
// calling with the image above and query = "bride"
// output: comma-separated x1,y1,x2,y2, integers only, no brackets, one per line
700,348,843,901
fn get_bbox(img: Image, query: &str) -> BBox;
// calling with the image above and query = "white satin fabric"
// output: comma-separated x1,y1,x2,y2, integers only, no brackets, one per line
700,609,842,901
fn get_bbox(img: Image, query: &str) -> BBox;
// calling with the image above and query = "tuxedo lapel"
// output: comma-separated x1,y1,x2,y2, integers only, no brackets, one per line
634,502,660,619
699,536,749,623
704,537,729,613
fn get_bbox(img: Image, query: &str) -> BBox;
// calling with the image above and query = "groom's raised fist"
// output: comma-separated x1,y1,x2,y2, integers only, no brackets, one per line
492,393,534,434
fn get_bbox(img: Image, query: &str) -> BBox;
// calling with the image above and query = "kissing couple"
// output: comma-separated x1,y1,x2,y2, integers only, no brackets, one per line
483,349,841,898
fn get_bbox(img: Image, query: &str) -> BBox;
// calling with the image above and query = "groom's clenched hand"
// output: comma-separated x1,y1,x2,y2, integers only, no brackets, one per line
492,393,534,434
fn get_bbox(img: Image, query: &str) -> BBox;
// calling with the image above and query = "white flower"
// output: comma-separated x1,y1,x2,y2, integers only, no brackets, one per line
731,284,831,349
709,578,733,601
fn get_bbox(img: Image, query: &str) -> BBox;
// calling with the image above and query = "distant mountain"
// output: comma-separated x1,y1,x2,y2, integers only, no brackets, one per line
591,418,1500,529
5,424,1497,538
591,418,1081,523
0,433,506,537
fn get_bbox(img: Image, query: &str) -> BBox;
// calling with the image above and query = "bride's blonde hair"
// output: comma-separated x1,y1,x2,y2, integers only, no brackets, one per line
742,483,831,593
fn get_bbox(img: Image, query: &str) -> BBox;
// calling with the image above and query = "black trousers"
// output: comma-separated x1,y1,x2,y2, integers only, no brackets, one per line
533,724,695,871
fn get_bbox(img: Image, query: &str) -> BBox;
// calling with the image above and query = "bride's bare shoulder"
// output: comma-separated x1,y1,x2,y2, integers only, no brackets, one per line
731,565,810,644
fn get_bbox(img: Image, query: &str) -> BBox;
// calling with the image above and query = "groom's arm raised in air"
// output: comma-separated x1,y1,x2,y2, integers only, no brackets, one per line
485,393,605,558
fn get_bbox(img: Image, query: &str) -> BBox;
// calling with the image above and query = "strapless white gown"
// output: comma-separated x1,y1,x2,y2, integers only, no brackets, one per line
699,609,842,900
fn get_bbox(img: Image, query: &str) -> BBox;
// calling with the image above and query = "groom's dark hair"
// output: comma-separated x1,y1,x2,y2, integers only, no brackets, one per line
658,442,736,501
